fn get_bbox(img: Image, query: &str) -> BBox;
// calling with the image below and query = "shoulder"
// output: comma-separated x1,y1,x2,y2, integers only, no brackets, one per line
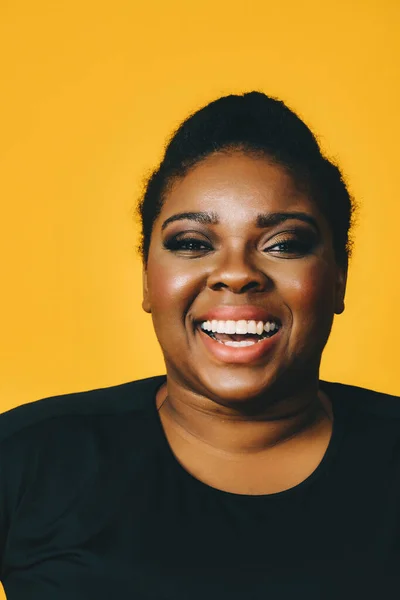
321,380,400,419
0,376,166,560
0,374,166,445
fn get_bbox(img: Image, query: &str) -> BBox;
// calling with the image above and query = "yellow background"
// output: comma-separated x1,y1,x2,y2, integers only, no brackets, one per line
0,0,399,593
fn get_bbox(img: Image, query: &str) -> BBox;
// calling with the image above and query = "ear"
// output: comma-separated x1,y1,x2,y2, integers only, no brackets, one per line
142,265,152,314
334,264,347,315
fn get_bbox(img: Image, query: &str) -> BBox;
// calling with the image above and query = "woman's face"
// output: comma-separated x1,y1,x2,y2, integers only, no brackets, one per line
142,152,346,405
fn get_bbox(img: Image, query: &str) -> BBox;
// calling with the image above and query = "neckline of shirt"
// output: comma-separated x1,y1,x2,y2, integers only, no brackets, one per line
147,375,350,502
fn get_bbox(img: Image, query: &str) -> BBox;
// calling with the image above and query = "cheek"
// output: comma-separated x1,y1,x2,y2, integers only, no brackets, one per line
279,261,336,350
285,263,335,312
146,258,200,323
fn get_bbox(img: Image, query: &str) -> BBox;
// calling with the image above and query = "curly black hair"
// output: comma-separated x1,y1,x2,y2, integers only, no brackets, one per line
136,91,356,267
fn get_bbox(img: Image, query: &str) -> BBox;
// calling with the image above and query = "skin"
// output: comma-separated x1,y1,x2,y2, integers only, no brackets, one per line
142,151,347,495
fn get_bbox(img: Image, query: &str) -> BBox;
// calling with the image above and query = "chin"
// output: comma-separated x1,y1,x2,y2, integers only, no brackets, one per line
198,368,285,407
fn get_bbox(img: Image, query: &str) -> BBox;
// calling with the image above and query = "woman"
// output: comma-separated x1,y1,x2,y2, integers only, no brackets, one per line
0,92,399,599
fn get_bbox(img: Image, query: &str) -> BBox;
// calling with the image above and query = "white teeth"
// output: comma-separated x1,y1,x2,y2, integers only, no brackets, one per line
224,340,256,347
226,320,236,334
216,321,225,334
235,320,247,334
247,321,257,334
200,319,280,335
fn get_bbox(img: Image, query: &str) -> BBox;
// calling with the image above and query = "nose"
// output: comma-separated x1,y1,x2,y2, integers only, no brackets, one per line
207,243,270,294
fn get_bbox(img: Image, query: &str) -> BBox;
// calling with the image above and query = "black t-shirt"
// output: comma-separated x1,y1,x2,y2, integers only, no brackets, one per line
0,374,400,599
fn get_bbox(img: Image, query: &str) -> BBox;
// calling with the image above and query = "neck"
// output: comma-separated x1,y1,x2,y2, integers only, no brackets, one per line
156,379,333,457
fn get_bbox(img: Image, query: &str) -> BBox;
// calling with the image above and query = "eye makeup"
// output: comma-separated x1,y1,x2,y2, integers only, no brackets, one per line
162,225,320,258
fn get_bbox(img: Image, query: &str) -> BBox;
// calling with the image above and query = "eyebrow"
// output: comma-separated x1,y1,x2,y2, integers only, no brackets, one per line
161,211,320,233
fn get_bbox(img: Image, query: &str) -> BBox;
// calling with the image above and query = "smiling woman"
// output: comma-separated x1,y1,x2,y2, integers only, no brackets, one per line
141,151,345,406
1,92,400,599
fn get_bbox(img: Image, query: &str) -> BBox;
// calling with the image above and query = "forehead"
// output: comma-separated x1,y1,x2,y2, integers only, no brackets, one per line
159,152,319,222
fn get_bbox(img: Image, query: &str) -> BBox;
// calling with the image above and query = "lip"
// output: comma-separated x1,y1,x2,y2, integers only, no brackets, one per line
195,305,281,324
197,326,281,364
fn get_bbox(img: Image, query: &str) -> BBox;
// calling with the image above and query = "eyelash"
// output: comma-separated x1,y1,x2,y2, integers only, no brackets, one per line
163,236,314,257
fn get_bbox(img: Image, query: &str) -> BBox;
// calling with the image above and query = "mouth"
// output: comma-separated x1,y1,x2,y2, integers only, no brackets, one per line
196,319,282,363
199,319,281,347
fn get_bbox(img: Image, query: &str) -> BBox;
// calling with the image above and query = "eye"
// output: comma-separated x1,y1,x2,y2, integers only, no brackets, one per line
163,236,213,254
263,234,316,257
